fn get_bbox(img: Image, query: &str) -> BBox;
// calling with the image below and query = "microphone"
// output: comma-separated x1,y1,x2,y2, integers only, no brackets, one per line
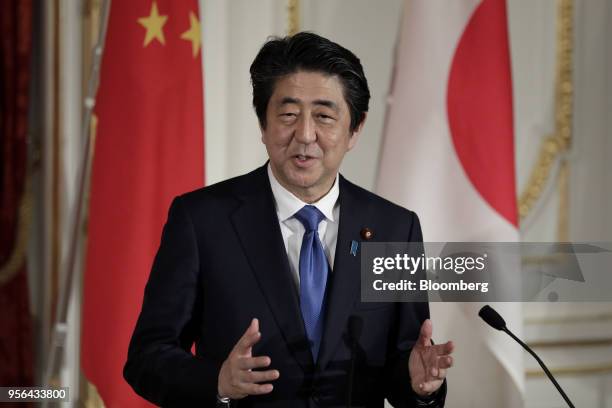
479,305,576,408
346,316,363,408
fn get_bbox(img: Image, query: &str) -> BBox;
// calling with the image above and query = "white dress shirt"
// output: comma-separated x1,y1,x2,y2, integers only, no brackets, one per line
267,164,339,288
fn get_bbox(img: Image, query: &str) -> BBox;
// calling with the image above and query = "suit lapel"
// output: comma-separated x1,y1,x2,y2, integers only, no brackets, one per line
230,166,314,371
317,176,365,371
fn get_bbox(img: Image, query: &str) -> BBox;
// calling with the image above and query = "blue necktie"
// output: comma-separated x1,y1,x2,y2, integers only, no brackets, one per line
294,205,329,360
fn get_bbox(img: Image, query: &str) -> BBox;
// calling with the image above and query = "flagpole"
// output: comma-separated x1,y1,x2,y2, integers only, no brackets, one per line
42,0,112,401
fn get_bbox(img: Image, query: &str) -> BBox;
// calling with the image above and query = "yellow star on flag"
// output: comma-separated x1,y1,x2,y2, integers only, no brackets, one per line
180,11,201,58
138,1,168,47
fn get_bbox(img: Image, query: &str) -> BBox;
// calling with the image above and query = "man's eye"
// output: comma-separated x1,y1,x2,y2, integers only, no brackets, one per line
318,114,335,122
281,113,297,117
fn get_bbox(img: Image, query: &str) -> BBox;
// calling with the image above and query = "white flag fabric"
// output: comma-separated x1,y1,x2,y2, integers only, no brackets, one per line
376,0,524,406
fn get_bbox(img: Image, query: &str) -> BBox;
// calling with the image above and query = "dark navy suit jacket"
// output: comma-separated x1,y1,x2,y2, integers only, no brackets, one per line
124,164,446,407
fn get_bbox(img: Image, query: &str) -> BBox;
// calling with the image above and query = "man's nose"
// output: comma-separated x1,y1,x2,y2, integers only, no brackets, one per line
294,115,316,144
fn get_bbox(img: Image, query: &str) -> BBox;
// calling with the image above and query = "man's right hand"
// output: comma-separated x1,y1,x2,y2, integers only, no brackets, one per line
217,318,280,400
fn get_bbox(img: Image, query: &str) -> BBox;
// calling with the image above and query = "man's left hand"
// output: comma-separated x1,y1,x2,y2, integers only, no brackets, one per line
408,319,454,396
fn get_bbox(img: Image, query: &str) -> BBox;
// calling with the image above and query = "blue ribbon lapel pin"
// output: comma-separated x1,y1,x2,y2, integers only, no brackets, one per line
350,240,359,256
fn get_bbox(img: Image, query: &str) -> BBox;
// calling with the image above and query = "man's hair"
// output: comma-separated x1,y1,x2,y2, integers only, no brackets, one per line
250,32,370,132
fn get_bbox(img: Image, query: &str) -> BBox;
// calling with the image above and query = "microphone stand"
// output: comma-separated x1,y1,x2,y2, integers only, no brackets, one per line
346,336,357,408
502,326,575,408
346,316,362,408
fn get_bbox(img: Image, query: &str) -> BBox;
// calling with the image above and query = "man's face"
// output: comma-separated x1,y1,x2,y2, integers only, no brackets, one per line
261,70,363,202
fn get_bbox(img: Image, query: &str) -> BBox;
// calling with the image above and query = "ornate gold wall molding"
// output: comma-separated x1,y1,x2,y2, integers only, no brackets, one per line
518,0,574,229
0,179,32,284
557,159,570,240
287,0,300,36
82,380,105,408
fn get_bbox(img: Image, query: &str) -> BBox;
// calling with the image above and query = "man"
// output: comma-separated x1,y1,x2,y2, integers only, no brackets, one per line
124,32,454,407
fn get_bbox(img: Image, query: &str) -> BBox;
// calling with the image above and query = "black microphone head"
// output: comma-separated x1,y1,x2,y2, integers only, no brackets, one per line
479,305,507,330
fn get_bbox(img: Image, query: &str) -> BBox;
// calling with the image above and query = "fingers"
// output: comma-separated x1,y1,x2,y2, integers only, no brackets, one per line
418,363,448,393
429,366,447,379
417,319,454,355
417,319,433,347
225,366,278,398
234,318,261,354
413,352,452,394
411,326,454,396
239,382,274,396
428,340,454,357
428,355,453,378
436,368,447,379
417,380,439,394
219,318,281,400
417,339,454,375
438,355,453,369
240,368,280,384
440,340,454,355
236,356,272,370
221,362,278,399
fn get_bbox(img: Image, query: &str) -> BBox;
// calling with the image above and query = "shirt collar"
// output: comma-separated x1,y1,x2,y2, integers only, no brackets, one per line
267,163,339,223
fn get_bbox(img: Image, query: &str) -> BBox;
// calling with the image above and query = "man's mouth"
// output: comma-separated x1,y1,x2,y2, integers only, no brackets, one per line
292,154,317,167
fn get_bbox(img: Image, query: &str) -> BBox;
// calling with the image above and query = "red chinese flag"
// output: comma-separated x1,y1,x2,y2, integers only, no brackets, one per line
81,1,204,406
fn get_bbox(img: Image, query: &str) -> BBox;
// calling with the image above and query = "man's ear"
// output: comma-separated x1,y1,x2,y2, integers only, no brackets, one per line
348,113,367,150
259,121,266,144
